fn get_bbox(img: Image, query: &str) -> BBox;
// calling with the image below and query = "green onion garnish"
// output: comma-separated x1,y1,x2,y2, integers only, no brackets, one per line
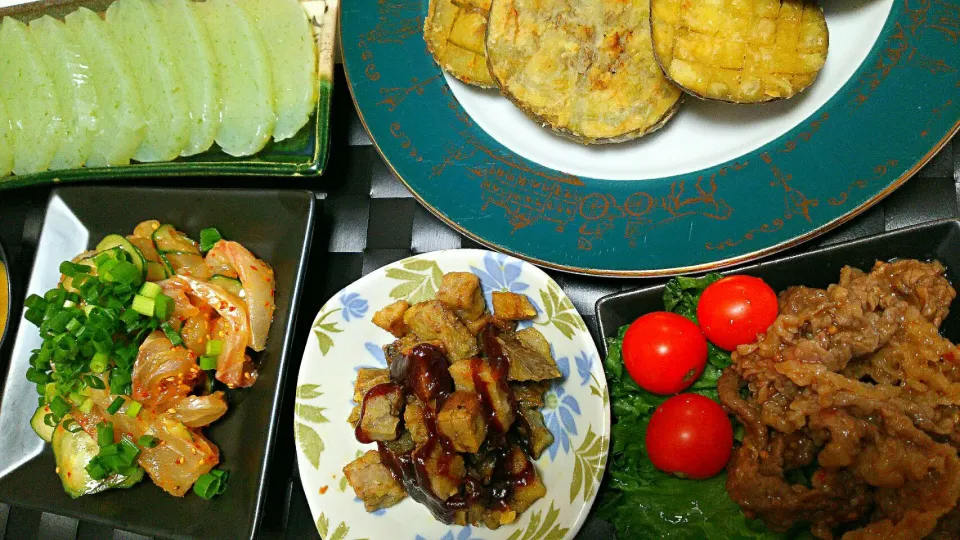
125,401,142,418
199,355,218,371
139,281,162,299
137,435,159,448
96,422,114,447
193,469,229,499
79,398,94,414
49,396,70,420
106,396,125,415
161,322,184,347
154,293,175,320
131,295,155,317
205,339,223,357
90,352,109,373
199,228,223,253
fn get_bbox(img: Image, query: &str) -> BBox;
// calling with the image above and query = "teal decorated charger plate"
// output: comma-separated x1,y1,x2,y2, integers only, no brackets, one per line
294,249,610,540
341,0,960,276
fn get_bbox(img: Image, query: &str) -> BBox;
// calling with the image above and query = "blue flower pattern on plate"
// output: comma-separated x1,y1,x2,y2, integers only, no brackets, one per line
575,350,594,386
340,291,369,322
415,525,483,540
470,253,539,328
544,354,581,460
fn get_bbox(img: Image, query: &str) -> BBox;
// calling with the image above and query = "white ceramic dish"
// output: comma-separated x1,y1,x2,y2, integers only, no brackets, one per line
294,249,610,540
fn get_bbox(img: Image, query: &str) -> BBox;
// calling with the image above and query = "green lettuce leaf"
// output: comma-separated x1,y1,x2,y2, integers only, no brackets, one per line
596,276,803,539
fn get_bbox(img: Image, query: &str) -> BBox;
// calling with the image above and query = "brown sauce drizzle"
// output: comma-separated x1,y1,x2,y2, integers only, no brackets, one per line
368,330,535,523
355,382,403,444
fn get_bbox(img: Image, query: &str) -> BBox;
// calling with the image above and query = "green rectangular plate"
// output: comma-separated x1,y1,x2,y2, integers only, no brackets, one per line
0,0,338,190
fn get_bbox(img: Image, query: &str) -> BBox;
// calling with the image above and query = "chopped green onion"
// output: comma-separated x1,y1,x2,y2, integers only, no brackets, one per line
154,293,175,320
97,422,114,447
62,418,83,433
137,434,159,448
25,367,50,385
125,401,142,418
193,469,229,499
205,340,223,357
63,300,77,309
86,462,107,480
65,318,82,333
69,391,87,406
90,352,109,373
106,396,125,415
161,322,184,347
139,281,162,299
119,436,141,462
49,396,70,420
79,398,94,414
199,355,218,371
132,295,155,317
199,228,223,253
44,383,57,404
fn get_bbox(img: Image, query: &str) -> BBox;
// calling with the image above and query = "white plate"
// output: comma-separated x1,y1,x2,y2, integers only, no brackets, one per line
294,249,610,540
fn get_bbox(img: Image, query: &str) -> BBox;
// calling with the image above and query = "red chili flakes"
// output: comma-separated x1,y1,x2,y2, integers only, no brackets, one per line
319,486,329,495
250,265,258,271
263,302,271,308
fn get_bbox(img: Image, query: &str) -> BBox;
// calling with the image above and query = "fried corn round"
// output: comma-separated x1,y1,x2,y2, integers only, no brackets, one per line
651,0,829,103
424,0,495,88
486,0,682,144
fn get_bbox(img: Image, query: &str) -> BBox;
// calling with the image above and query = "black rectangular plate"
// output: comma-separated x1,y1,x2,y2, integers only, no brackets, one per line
596,219,960,351
0,186,316,540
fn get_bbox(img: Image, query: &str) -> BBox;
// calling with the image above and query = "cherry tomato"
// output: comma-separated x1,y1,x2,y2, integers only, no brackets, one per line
645,393,733,479
622,312,708,395
697,275,778,351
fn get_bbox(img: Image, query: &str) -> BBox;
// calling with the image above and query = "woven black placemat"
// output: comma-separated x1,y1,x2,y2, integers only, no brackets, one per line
0,65,957,539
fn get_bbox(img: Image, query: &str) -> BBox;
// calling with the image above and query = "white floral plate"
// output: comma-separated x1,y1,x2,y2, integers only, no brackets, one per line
294,249,610,540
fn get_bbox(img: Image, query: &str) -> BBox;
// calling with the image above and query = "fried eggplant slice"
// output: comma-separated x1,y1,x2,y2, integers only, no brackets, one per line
497,331,561,382
344,450,408,512
651,0,828,103
449,357,516,432
349,368,392,425
486,0,682,144
356,384,404,442
404,396,430,446
516,406,554,459
425,0,495,88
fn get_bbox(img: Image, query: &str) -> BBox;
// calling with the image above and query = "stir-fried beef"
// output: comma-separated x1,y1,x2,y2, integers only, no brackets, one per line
720,260,960,539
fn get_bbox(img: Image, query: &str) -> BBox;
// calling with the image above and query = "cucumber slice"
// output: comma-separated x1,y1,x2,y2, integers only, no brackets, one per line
209,275,244,298
65,7,145,167
30,15,98,171
52,415,145,498
106,0,190,162
195,0,275,156
236,0,317,142
96,234,146,279
151,224,200,254
146,261,170,282
31,405,55,443
0,97,12,177
155,0,219,157
0,17,62,174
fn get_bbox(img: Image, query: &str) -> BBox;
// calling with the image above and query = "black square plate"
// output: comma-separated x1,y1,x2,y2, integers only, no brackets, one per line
0,186,316,539
596,219,960,351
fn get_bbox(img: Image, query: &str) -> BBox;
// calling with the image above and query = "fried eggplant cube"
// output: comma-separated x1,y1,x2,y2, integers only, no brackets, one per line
404,396,430,447
511,381,549,408
357,384,404,442
449,358,515,432
506,446,546,513
497,331,561,382
516,406,554,459
438,391,488,453
349,368,392,424
373,300,410,337
343,450,407,512
438,272,487,324
404,300,479,361
491,291,537,321
418,443,466,500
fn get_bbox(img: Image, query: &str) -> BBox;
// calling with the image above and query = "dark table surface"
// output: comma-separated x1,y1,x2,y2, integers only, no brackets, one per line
0,66,957,540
